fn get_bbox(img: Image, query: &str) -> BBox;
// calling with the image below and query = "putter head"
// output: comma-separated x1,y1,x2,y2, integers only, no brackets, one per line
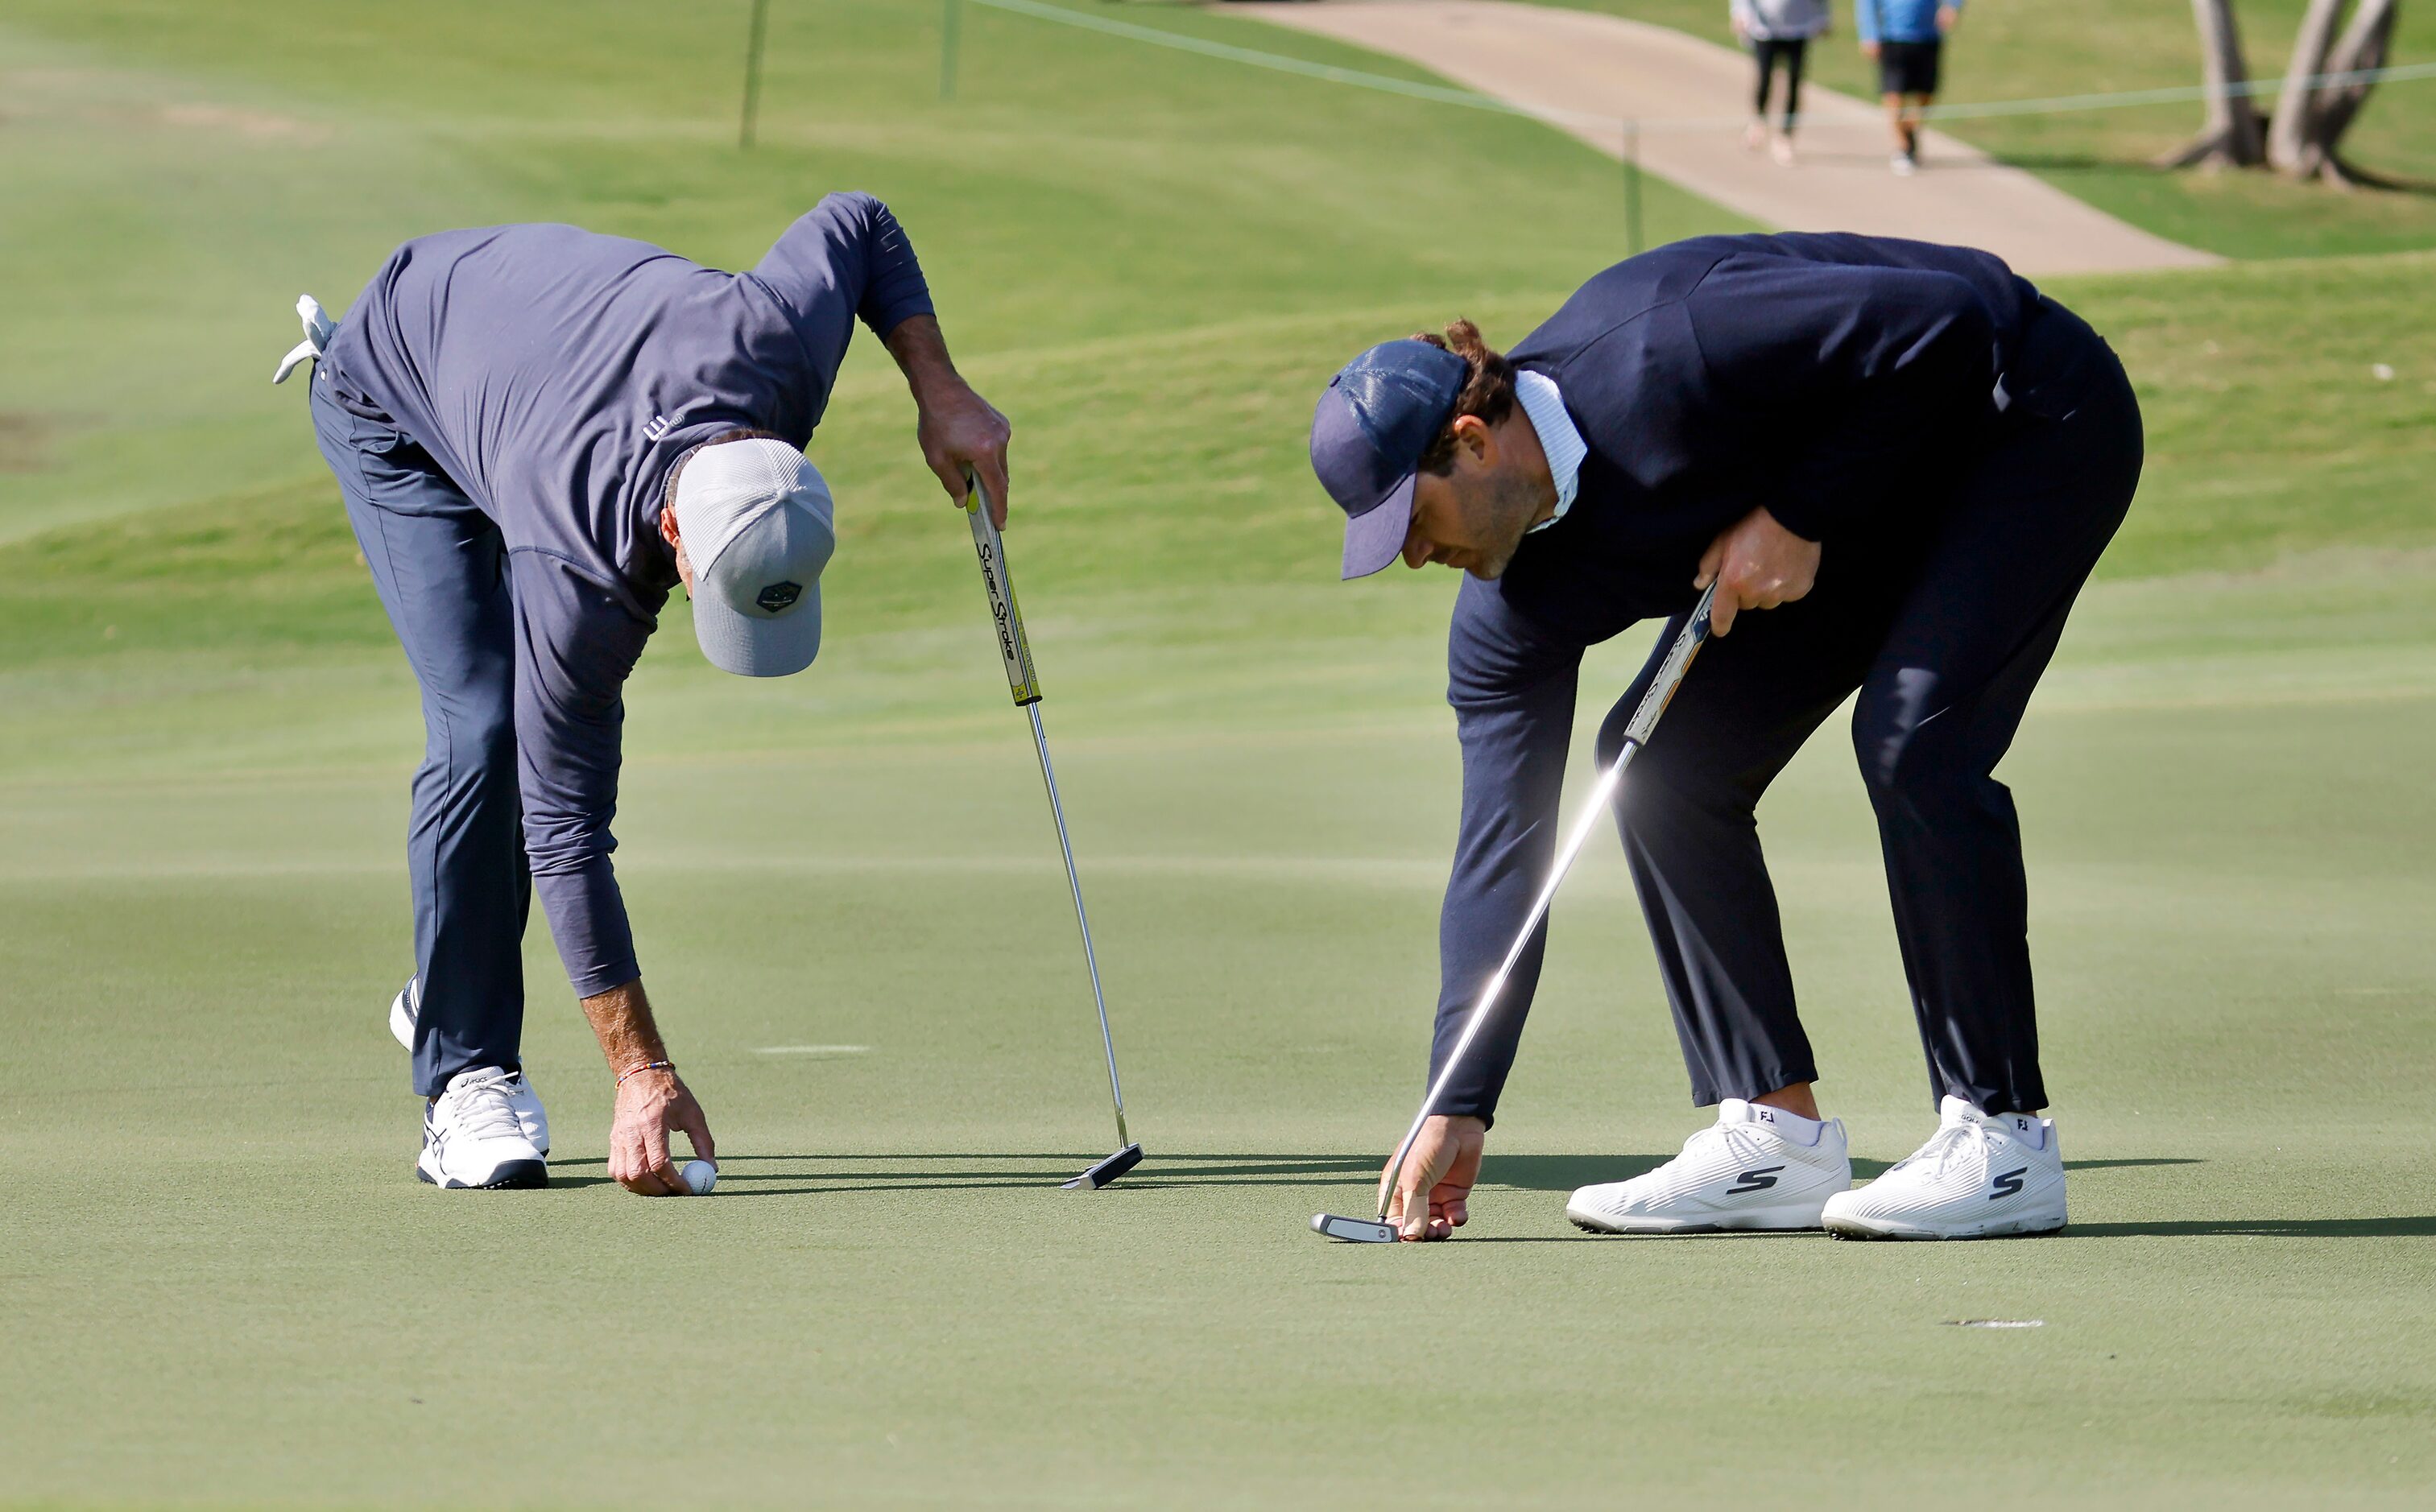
1062,1143,1144,1190
1311,1212,1399,1244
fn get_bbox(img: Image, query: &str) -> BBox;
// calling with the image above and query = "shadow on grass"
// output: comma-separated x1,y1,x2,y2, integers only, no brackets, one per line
550,1151,1383,1194
550,1153,2204,1195
2066,1216,2436,1238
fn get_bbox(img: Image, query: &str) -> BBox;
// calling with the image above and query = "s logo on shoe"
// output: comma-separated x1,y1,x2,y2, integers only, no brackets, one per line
1726,1166,1785,1195
1990,1167,2028,1200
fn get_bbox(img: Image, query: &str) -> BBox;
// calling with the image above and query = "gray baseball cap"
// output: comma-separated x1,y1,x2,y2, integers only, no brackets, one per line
670,439,836,677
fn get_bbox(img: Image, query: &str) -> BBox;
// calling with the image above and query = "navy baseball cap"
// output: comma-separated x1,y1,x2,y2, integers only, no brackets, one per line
1310,339,1467,579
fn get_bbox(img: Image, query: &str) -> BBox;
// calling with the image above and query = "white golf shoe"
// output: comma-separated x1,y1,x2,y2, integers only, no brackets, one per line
418,1067,549,1190
1566,1098,1852,1233
391,978,548,1154
1822,1097,2066,1240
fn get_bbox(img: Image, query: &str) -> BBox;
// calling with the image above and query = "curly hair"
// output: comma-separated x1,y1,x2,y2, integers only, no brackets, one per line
1409,320,1518,476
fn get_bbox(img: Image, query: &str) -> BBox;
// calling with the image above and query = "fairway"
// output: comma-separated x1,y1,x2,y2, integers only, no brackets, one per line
4,0,2434,1506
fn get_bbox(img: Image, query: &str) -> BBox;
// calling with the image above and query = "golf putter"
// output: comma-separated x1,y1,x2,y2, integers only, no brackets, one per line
1312,583,1718,1242
963,472,1144,1191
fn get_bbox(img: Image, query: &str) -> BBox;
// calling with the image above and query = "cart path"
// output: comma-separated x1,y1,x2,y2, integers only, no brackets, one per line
1235,0,2219,275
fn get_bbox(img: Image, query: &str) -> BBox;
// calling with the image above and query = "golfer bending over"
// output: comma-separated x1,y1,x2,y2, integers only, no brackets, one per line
1310,233,2139,1241
274,194,1011,1193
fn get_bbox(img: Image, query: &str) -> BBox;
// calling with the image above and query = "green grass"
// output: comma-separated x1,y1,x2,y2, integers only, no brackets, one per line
0,0,1737,545
1559,0,2436,258
3,1,2435,1506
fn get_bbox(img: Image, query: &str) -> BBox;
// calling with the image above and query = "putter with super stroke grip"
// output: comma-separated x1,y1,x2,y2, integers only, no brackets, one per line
963,473,1143,1191
1312,582,1718,1241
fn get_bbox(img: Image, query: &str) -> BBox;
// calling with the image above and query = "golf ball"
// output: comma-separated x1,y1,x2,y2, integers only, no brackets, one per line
680,1159,718,1196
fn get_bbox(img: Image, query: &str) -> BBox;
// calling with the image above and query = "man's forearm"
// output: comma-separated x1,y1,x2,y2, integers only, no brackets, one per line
883,314,963,403
883,312,1012,516
581,978,669,1075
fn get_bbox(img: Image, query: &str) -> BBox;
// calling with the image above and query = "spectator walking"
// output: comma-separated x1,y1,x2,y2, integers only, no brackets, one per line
1857,0,1962,175
1731,0,1831,166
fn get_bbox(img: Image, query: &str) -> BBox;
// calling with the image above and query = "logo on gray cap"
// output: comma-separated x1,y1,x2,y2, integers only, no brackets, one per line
755,581,804,613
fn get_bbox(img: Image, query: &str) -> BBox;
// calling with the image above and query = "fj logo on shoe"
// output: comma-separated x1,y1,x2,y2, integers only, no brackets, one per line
1726,1165,1785,1194
1991,1167,2028,1200
755,581,803,613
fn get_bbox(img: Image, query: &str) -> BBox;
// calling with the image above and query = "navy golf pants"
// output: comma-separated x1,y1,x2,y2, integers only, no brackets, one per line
1606,299,2142,1113
312,376,529,1097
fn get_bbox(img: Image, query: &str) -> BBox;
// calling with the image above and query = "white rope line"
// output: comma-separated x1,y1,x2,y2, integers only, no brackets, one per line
969,0,2436,134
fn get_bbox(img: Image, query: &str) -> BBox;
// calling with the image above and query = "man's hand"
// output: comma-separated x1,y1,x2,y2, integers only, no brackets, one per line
883,314,1013,527
1695,506,1820,636
579,977,716,1196
608,1066,716,1196
1861,39,1880,57
1937,4,1960,32
1379,1114,1487,1241
917,382,1012,526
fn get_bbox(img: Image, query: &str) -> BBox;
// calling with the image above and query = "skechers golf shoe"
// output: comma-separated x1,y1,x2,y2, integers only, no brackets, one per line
417,1067,549,1190
391,978,549,1154
1822,1097,2066,1240
1566,1098,1851,1233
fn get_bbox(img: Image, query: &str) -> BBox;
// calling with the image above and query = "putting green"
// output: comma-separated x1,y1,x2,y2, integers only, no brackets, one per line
3,1,2433,1505
5,559,2434,1507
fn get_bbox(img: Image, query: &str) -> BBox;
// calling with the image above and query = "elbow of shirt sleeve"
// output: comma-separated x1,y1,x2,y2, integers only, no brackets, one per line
861,280,935,343
849,198,936,339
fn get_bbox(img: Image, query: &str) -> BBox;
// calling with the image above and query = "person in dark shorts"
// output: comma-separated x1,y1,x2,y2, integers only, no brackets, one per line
1731,1,1831,165
1858,0,1961,175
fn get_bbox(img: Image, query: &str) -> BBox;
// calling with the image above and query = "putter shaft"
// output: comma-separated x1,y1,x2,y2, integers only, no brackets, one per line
1026,699,1128,1146
1374,585,1717,1223
963,475,1131,1158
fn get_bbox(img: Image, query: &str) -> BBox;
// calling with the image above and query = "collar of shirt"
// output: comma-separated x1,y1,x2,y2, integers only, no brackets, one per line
1513,370,1586,534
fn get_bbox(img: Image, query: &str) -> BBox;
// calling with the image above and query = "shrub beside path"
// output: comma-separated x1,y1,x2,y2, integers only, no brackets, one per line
1237,0,2220,274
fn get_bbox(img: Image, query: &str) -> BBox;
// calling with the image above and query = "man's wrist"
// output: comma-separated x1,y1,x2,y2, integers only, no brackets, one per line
615,1059,675,1086
581,977,672,1080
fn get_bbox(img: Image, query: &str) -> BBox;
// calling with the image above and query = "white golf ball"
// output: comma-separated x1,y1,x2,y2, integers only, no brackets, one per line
680,1159,718,1196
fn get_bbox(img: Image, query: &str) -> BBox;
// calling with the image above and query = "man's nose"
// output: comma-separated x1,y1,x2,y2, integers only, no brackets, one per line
1401,531,1431,569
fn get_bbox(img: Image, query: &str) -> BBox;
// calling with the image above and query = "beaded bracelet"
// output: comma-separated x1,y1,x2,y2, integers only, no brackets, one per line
616,1059,676,1086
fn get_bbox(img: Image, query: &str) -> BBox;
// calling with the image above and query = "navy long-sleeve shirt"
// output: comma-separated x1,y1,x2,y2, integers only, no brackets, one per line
1430,233,2037,1122
321,192,934,995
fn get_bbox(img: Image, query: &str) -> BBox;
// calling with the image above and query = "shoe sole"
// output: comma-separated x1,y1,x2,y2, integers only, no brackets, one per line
1565,1199,1831,1235
416,1159,549,1191
1824,1212,2066,1241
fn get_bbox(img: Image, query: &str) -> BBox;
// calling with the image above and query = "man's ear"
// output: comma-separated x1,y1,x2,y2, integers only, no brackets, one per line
660,505,681,548
1448,414,1495,468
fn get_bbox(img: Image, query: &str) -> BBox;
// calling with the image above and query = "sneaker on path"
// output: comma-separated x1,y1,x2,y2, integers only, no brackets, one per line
1891,151,1919,176
1566,1098,1851,1233
418,1067,549,1190
1822,1097,2066,1240
391,978,549,1154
